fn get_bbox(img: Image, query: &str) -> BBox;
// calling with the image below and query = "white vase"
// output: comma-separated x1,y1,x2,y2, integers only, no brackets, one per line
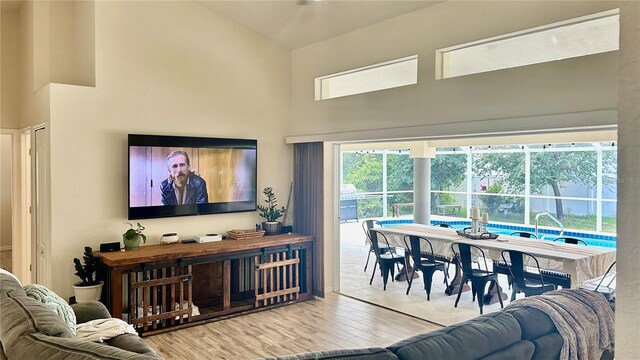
72,281,104,303
262,221,281,236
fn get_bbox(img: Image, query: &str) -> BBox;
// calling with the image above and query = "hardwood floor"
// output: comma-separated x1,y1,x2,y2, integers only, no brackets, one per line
145,293,442,359
0,250,11,273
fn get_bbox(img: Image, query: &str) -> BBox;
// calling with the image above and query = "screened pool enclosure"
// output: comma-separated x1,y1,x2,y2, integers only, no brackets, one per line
341,142,617,234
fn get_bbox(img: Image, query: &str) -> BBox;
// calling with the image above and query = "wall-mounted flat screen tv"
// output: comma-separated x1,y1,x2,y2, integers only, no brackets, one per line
128,134,257,220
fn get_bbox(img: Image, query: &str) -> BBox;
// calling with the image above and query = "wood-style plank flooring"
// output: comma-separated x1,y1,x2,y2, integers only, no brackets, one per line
145,293,442,359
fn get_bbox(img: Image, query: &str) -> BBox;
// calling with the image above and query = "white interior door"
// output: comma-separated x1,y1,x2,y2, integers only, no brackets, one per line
20,130,32,284
33,127,49,285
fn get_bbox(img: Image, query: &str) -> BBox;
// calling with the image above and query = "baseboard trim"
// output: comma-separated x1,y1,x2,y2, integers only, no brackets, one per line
0,246,12,251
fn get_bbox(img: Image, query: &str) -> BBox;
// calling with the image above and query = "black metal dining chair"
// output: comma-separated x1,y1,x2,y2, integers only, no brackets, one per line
362,220,392,271
501,250,556,301
403,235,448,300
553,237,588,246
450,242,504,314
510,231,537,239
368,230,406,291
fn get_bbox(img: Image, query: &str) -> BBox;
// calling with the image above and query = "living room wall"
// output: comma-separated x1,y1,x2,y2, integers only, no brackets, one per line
291,1,619,140
45,1,292,299
1,7,20,129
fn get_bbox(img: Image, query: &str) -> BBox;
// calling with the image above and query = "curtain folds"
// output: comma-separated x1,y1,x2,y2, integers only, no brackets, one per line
293,142,324,297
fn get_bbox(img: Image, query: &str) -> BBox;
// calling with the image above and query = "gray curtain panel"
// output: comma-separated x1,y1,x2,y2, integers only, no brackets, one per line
293,142,324,297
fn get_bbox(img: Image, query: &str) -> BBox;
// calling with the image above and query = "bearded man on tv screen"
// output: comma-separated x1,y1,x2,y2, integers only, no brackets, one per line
160,151,209,205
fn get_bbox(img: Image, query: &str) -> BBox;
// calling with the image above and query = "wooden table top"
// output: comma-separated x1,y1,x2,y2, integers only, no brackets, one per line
95,233,313,267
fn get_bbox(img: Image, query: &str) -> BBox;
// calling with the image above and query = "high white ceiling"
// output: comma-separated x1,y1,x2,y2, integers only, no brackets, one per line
198,0,442,49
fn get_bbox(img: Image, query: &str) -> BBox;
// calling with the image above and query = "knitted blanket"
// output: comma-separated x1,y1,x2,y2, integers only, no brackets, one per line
24,284,77,335
506,289,615,360
75,318,138,343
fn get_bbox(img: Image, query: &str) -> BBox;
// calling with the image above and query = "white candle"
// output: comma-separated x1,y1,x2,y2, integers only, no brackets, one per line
471,208,480,219
482,213,489,223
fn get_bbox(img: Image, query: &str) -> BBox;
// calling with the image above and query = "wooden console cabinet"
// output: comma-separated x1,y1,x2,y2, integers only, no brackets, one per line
95,233,313,336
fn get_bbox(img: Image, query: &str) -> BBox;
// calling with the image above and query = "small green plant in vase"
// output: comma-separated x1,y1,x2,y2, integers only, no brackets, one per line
257,187,286,235
123,222,146,250
72,247,104,302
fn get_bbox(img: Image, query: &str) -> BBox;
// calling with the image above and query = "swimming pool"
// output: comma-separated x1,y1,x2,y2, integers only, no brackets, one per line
378,219,617,249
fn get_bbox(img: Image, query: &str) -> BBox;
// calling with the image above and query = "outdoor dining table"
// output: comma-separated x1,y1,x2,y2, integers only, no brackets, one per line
376,224,616,302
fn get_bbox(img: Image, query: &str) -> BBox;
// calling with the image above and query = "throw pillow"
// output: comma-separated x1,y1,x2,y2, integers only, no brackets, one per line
23,284,77,335
0,268,22,287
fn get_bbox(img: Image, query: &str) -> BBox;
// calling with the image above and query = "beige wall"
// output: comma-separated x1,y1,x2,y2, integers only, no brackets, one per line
291,1,618,141
33,1,95,91
616,2,640,358
10,1,50,129
1,9,19,129
46,1,292,299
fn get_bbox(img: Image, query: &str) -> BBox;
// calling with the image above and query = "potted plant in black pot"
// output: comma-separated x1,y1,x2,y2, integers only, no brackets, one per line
72,247,104,303
123,222,146,250
257,187,286,236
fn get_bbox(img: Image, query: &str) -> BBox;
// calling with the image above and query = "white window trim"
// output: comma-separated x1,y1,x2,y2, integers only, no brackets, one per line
315,55,418,101
435,8,620,79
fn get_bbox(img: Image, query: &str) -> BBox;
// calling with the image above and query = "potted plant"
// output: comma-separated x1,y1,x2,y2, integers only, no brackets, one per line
123,222,146,250
257,187,286,236
72,247,104,303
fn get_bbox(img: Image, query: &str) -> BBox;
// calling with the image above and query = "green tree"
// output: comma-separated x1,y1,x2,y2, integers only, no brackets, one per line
472,153,525,194
343,153,383,192
387,153,413,191
343,153,384,218
473,150,615,220
431,154,467,206
530,151,597,219
482,182,505,213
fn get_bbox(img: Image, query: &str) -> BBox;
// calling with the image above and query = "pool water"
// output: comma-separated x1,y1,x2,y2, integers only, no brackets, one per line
379,219,617,249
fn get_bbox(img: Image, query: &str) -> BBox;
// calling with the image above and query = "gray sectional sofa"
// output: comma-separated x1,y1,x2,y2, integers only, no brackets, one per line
2,270,614,360
0,273,161,359
270,300,615,360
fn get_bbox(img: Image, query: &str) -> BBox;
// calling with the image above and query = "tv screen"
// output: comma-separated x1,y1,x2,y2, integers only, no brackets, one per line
128,134,257,220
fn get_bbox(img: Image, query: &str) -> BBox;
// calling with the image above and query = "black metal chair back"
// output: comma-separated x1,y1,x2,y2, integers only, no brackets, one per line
368,230,398,260
362,219,382,241
553,237,588,246
437,223,453,228
510,231,537,239
450,242,490,274
403,235,436,265
501,250,546,289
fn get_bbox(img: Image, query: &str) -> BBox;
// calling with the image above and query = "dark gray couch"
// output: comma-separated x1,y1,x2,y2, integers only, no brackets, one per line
271,300,615,360
0,273,161,359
